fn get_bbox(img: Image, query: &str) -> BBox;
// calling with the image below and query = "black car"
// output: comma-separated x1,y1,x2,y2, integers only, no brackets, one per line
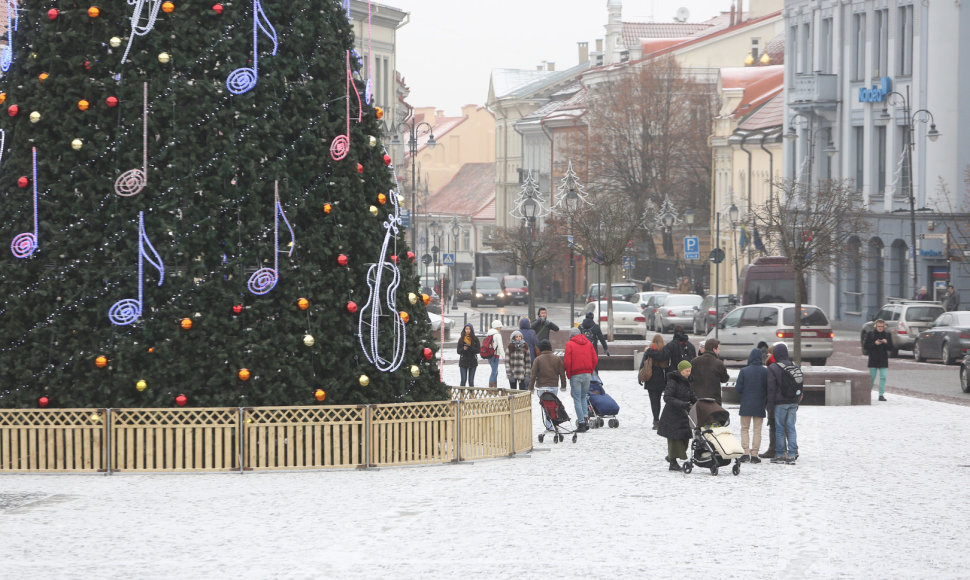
471,276,505,307
913,311,970,364
455,281,473,302
692,294,739,335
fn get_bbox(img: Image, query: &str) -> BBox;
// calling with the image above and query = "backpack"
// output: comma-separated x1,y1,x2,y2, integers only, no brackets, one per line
480,334,495,359
777,362,803,398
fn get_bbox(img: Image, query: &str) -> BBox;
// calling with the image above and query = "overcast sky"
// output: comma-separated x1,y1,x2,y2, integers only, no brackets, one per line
389,0,736,115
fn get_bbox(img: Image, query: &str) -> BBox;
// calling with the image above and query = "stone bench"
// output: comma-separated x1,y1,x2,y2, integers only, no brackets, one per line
721,366,871,406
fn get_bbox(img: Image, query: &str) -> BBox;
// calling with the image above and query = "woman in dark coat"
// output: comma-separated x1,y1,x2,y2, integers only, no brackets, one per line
638,333,670,430
657,360,696,471
865,318,891,401
457,324,480,387
735,347,768,463
518,317,539,363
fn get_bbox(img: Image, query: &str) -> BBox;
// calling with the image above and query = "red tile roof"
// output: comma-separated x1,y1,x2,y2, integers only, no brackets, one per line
720,65,784,119
737,92,784,131
425,163,495,218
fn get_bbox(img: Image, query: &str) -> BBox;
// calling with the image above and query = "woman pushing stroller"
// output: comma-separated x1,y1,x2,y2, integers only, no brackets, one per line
657,359,696,471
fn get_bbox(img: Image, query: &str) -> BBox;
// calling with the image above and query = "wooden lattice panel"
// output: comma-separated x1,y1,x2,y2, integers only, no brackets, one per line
450,386,506,400
244,405,365,470
111,408,238,472
369,402,456,467
511,392,534,454
459,397,513,461
0,409,106,472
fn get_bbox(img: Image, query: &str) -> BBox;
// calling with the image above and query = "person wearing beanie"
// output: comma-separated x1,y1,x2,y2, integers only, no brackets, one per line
564,324,598,432
529,339,567,430
579,311,610,356
484,320,506,388
456,324,480,387
690,337,729,405
657,359,696,471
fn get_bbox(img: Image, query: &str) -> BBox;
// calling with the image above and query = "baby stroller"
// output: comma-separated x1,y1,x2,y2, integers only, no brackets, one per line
587,374,620,428
683,398,744,476
537,390,578,444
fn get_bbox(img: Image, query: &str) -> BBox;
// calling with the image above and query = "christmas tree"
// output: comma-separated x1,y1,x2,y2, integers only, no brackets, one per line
0,0,447,408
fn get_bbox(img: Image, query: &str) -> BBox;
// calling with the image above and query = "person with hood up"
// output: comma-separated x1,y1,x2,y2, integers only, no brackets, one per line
690,338,729,405
735,347,768,463
638,333,670,430
518,317,539,362
579,311,610,356
530,339,567,429
657,359,696,471
564,327,598,432
766,342,801,464
663,326,696,369
505,330,532,390
485,320,505,389
456,324,480,387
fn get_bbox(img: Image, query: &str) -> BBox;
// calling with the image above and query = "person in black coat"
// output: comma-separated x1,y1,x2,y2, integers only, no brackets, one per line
657,360,696,471
638,333,670,429
663,326,696,369
457,324,480,387
580,311,610,355
865,318,891,401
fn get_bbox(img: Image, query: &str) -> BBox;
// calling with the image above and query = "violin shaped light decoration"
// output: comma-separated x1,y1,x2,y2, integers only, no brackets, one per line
1,1,18,73
329,50,362,161
226,0,278,95
114,83,150,197
247,181,295,296
11,146,41,259
121,0,163,64
108,211,165,326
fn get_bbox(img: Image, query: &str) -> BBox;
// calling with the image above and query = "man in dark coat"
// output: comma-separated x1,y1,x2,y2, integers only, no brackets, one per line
690,338,729,405
735,347,768,463
766,343,802,464
663,326,696,369
579,311,610,355
864,318,891,401
944,284,961,311
532,307,560,343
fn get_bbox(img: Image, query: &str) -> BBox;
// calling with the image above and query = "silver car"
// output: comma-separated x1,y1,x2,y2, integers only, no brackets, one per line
709,303,834,367
582,301,647,339
654,294,703,333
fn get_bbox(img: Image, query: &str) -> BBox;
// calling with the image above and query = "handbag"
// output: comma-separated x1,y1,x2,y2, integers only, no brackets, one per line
638,355,653,383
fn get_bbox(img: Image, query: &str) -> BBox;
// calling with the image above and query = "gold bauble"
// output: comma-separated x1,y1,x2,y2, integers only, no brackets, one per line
408,292,417,305
397,194,405,205
136,380,147,391
368,135,377,147
29,111,41,123
109,36,122,48
303,334,315,347
158,52,171,64
369,205,378,216
359,374,370,387
71,139,83,151
410,365,420,377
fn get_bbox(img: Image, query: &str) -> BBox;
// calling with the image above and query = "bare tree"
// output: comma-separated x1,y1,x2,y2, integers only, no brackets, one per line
751,178,870,363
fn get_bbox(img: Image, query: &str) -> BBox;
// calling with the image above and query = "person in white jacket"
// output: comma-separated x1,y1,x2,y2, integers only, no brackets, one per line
485,319,505,388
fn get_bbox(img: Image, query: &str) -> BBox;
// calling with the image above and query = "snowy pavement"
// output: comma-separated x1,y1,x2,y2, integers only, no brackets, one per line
2,361,970,579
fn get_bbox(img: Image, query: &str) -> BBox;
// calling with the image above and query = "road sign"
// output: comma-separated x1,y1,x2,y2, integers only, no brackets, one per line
684,236,700,260
400,210,410,228
622,255,635,270
709,248,725,264
442,253,455,266
421,253,432,265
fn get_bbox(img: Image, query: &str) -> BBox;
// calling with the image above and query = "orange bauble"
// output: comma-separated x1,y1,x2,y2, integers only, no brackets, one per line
297,298,309,310
399,311,410,324
39,73,49,82
375,107,384,119
314,389,326,402
323,203,332,214
88,6,100,18
377,193,387,205
421,293,430,305
78,99,90,111
162,1,175,12
180,317,193,330
95,356,108,368
238,368,251,381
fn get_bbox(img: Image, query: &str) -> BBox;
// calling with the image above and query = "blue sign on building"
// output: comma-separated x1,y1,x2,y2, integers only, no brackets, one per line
684,236,700,260
400,210,410,228
858,76,892,103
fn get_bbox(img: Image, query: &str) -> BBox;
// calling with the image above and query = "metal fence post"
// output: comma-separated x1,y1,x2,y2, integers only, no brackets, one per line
105,408,112,475
238,407,245,474
453,399,462,463
508,395,515,457
363,404,371,469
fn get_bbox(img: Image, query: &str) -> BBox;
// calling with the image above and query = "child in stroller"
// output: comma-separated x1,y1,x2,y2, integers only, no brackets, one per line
587,374,620,428
537,390,578,444
682,398,745,476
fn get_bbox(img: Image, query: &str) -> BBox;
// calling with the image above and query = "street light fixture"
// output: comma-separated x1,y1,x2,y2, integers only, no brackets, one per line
450,216,461,309
880,86,941,292
430,220,442,303
389,113,436,254
728,203,740,292
554,160,590,328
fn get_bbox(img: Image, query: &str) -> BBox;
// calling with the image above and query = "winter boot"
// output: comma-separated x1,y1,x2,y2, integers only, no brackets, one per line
668,459,681,471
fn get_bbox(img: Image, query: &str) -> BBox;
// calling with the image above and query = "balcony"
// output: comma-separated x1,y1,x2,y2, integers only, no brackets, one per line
789,73,839,109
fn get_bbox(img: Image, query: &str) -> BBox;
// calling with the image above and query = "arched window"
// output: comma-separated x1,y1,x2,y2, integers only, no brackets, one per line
890,239,909,299
868,237,886,315
845,236,863,313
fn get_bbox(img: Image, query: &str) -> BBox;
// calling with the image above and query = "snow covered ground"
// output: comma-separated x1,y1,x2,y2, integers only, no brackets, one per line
2,359,969,579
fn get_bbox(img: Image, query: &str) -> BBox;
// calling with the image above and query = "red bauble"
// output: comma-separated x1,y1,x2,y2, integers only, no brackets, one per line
423,348,433,361
106,96,119,108
346,301,358,314
212,3,224,14
390,255,398,263
356,163,363,174
83,60,92,71
47,8,58,20
175,394,187,407
8,104,18,117
17,176,29,188
337,254,349,266
383,154,391,166
232,304,243,315
39,396,49,408
407,251,415,261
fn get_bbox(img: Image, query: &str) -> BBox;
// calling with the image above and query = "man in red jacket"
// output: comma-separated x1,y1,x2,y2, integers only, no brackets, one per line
564,327,598,432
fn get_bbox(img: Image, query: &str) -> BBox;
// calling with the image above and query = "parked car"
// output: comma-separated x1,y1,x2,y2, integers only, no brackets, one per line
585,283,639,304
471,276,505,307
692,294,739,336
455,281,473,302
501,275,529,305
913,311,970,364
861,301,945,356
630,291,668,312
642,292,670,333
427,311,454,339
709,303,834,367
581,300,646,339
959,355,970,393
653,294,703,334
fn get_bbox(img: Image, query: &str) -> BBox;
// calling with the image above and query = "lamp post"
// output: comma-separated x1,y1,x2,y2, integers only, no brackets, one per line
430,221,441,306
880,87,940,293
728,203,740,293
661,211,676,287
565,187,579,328
510,170,549,321
450,216,461,310
390,114,436,254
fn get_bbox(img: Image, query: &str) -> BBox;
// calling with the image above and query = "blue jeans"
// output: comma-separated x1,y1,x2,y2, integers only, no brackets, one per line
869,367,887,396
774,403,798,458
489,357,499,384
460,366,477,387
570,373,592,425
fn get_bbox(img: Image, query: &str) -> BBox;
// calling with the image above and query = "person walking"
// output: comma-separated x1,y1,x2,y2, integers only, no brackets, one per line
690,338,729,405
766,343,801,464
484,320,505,389
505,330,532,390
529,339,567,430
518,317,539,362
663,326,697,370
865,318,891,402
532,307,560,343
944,284,961,311
564,327,597,432
657,360,696,471
456,324,480,387
638,334,670,430
735,347,768,463
579,311,610,356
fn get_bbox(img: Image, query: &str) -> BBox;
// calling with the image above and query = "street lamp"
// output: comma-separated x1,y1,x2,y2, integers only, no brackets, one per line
728,203,740,292
880,87,940,293
510,170,549,321
390,114,436,253
430,220,442,304
450,216,461,309
554,160,590,328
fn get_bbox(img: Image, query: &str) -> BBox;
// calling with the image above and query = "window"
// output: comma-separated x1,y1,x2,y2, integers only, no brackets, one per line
783,307,830,326
789,25,799,81
898,126,912,197
905,306,945,323
802,22,813,73
852,13,866,81
853,126,865,191
875,125,887,194
740,307,763,327
461,229,470,251
751,38,761,62
897,5,914,76
820,18,833,73
721,309,743,329
874,9,889,76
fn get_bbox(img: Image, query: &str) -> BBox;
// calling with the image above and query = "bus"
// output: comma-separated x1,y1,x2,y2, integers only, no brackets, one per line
739,256,807,305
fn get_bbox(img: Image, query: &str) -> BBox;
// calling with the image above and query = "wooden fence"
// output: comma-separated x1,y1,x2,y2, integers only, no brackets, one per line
0,388,532,473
